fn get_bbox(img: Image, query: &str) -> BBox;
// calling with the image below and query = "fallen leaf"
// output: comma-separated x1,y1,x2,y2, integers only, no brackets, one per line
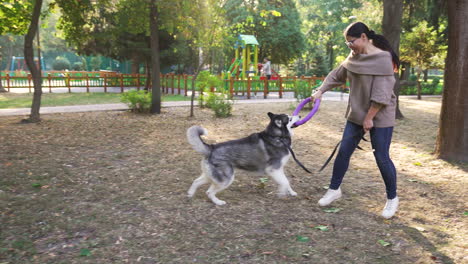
314,225,329,231
79,248,91,257
296,235,310,242
323,208,342,213
378,240,391,247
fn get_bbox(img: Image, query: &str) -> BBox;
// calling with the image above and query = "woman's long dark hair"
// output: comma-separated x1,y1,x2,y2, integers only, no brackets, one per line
344,22,400,71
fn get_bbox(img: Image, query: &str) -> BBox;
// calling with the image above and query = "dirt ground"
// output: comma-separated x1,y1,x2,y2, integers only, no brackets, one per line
0,97,466,264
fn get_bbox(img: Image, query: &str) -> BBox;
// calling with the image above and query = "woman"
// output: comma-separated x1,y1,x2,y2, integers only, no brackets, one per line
312,22,399,219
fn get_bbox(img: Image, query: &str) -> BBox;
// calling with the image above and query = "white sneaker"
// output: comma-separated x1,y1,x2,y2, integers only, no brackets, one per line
381,196,399,219
318,188,342,206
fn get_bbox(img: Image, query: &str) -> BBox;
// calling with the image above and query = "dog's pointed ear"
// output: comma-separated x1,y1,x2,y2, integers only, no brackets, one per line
268,112,274,119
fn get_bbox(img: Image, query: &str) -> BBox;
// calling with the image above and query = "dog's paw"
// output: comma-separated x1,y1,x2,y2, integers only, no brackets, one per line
214,200,226,206
277,192,288,198
289,190,298,196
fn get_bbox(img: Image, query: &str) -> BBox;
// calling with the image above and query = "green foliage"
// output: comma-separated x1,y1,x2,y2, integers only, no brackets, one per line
295,0,362,73
120,90,152,113
224,0,306,64
197,71,223,108
90,56,102,71
72,62,85,71
196,71,233,117
52,57,71,70
400,21,447,72
210,94,234,118
0,0,32,35
295,80,320,104
400,76,443,95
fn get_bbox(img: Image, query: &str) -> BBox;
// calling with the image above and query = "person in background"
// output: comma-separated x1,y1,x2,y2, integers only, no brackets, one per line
311,22,400,219
262,57,272,80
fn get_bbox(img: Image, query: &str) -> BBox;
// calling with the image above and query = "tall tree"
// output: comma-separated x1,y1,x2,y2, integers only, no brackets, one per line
294,0,361,73
382,0,404,118
186,0,230,117
23,0,43,123
149,1,161,114
400,21,446,99
435,0,468,162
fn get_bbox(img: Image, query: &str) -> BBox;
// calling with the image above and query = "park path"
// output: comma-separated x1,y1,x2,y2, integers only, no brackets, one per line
0,91,350,117
0,92,439,117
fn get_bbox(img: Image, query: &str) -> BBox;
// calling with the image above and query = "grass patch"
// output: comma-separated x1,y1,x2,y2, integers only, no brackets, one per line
0,92,190,109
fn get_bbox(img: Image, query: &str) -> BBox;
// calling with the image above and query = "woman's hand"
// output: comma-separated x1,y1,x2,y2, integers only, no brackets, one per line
363,118,374,133
311,90,323,103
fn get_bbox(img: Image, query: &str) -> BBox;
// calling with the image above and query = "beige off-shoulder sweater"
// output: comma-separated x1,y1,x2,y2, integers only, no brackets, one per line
318,51,396,127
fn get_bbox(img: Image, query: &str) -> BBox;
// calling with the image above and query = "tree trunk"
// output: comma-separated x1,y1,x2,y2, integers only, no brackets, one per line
0,56,6,92
416,71,422,100
131,57,140,74
24,0,43,123
399,62,411,80
144,60,151,91
149,1,161,114
0,73,5,93
382,0,404,119
435,0,468,162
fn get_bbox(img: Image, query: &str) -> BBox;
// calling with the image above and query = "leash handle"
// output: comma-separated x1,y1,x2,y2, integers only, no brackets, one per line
292,98,320,127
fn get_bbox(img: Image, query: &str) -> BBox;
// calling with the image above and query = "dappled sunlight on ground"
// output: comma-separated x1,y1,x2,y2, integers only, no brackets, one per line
0,97,466,263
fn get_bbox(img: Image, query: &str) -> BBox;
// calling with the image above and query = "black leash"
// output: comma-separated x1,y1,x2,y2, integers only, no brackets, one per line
262,129,368,174
319,129,368,172
280,140,313,173
259,132,313,173
281,129,368,174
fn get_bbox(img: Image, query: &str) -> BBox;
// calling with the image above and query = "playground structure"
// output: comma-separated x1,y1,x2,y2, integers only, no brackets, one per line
10,56,46,71
224,35,279,81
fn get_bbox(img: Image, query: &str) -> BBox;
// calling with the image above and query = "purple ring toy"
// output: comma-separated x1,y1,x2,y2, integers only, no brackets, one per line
292,98,320,127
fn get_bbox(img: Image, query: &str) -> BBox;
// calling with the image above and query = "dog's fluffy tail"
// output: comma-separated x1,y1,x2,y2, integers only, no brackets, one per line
187,126,211,156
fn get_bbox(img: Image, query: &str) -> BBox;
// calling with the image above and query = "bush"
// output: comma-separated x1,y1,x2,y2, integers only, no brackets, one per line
420,77,441,95
72,62,85,71
120,90,152,113
90,57,102,71
211,93,234,118
52,57,71,71
196,71,233,117
295,80,320,104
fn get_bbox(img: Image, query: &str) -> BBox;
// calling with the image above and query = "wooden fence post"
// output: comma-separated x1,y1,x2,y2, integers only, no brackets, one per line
229,78,234,97
171,74,174,94
184,74,188,96
166,74,169,93
67,74,71,93
120,74,124,93
103,74,107,93
177,74,181,94
48,73,52,93
263,78,268,99
6,74,10,92
86,73,90,93
136,74,140,91
279,77,283,99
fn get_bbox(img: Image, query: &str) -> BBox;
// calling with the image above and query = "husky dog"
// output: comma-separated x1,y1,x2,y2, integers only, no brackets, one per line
187,112,300,205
